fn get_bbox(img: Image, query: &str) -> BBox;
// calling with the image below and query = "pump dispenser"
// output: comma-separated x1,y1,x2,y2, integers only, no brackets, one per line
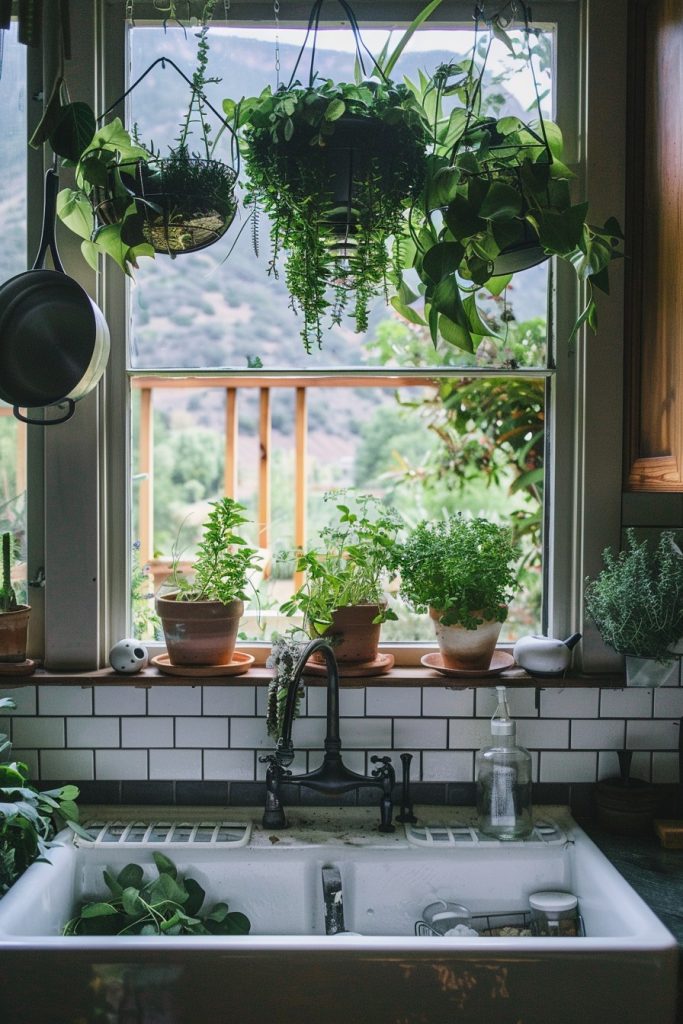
476,686,533,839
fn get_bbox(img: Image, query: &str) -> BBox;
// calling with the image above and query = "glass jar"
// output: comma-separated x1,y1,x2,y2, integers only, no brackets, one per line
529,891,579,936
422,901,473,936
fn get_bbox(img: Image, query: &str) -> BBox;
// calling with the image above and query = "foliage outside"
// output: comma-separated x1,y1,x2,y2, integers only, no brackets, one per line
585,530,683,661
280,491,402,636
397,514,520,628
169,497,260,605
63,850,250,937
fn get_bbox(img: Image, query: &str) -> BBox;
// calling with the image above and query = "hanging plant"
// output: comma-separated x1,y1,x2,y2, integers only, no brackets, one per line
234,0,431,353
394,3,623,353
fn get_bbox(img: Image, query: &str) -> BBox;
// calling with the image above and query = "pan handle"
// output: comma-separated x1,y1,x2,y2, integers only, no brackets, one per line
32,168,65,274
13,400,75,426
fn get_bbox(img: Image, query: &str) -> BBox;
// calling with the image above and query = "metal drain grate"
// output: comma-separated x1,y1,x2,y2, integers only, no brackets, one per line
405,819,567,847
76,820,252,848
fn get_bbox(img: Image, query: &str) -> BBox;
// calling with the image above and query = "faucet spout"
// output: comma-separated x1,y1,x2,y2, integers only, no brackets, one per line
261,638,395,833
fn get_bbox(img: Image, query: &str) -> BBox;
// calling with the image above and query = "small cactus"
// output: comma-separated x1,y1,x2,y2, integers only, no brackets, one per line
0,532,18,613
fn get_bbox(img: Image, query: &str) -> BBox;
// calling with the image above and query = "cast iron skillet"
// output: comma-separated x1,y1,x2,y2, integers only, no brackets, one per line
0,167,110,425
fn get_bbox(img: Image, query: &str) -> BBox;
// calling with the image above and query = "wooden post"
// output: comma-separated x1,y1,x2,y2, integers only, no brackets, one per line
258,388,271,571
294,387,308,592
138,387,154,566
224,387,238,498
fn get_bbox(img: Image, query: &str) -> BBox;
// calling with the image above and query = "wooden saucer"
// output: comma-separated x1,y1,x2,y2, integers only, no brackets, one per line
0,658,37,677
151,652,254,678
420,650,515,678
303,652,395,678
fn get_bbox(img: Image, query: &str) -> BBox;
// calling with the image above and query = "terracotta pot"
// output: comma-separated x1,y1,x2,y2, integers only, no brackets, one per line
429,607,503,671
155,593,243,667
314,603,384,664
0,605,30,663
594,777,661,835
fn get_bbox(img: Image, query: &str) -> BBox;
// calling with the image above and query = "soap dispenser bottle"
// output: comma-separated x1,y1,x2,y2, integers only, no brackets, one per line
477,686,532,840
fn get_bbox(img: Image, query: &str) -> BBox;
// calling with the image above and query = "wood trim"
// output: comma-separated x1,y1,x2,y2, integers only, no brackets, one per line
294,387,307,592
224,387,238,498
258,388,271,557
138,387,154,564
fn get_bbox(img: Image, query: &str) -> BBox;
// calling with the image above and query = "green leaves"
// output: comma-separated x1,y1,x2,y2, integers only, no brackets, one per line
63,853,252,938
48,102,97,162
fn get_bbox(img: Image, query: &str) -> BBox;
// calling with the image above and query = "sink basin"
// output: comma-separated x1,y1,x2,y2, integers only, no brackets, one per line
0,806,676,1024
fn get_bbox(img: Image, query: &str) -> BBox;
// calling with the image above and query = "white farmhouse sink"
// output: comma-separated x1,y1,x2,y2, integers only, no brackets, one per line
0,806,676,1024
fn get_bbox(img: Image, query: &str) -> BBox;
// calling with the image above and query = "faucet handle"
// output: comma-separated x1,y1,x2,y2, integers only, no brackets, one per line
370,755,395,782
259,753,292,778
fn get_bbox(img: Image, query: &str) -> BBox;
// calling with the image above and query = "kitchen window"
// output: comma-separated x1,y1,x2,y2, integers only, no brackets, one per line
15,1,626,673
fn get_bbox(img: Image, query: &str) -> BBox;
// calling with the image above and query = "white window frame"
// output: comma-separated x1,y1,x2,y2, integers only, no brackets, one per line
29,0,626,673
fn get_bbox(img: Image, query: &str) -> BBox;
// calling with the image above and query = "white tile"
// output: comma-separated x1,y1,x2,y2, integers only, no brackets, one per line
653,752,679,783
9,749,39,777
12,717,64,748
96,749,148,780
423,751,474,782
122,716,173,747
539,751,597,783
571,720,625,750
306,688,363,717
626,719,678,750
654,688,683,717
41,749,94,780
67,717,119,748
149,749,202,780
600,688,652,718
305,749,367,775
175,716,228,748
449,718,492,750
230,717,273,750
148,687,201,716
365,687,421,716
516,719,568,749
539,688,600,719
422,688,474,717
204,749,255,780
95,686,147,715
3,687,36,715
394,718,446,750
203,686,256,716
39,685,93,715
476,687,538,717
597,751,619,780
0,717,11,740
602,751,652,781
339,718,392,750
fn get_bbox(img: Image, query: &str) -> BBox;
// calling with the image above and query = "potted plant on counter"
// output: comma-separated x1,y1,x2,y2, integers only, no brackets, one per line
396,514,519,671
584,529,683,686
279,491,401,669
155,497,260,670
0,532,30,666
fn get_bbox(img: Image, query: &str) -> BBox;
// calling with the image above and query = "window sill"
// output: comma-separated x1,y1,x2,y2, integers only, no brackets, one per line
0,665,628,688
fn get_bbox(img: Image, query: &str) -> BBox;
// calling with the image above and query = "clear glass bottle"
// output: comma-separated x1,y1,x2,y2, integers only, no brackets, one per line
476,685,533,840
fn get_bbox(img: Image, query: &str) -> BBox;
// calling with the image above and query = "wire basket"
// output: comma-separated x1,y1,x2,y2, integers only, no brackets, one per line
415,909,585,937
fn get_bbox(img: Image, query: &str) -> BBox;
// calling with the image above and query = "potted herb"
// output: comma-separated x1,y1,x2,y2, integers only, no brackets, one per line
155,497,260,667
235,21,430,352
0,532,30,664
51,23,238,273
396,515,519,670
585,529,683,686
279,492,401,664
395,14,623,353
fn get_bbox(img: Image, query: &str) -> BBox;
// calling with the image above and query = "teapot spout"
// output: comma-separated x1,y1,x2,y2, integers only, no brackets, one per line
563,632,582,650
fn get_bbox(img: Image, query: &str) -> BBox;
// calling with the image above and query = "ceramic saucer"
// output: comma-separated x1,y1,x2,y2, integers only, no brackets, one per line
303,652,395,678
0,658,36,677
151,651,254,678
420,649,515,678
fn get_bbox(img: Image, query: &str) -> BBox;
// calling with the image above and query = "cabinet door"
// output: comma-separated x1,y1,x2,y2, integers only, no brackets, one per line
625,0,683,490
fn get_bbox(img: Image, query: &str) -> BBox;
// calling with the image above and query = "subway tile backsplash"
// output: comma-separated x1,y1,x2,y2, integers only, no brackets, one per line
3,663,683,791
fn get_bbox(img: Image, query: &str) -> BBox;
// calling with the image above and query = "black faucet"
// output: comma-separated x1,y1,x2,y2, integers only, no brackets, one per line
260,637,396,832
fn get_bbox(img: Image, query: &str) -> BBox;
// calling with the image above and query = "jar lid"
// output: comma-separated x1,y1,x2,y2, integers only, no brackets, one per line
528,890,578,912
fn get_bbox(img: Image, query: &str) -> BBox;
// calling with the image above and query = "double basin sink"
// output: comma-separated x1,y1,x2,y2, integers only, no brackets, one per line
0,806,677,1023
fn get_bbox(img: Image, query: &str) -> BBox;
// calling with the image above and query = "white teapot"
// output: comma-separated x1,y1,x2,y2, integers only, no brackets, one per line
513,633,581,678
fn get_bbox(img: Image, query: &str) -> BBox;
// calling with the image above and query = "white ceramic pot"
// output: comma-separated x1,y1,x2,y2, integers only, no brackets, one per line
513,633,581,677
429,608,503,670
625,656,679,688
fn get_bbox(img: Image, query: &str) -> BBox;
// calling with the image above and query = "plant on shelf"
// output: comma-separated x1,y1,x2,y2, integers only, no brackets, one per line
46,11,238,273
0,698,82,897
156,497,261,667
585,529,683,685
0,532,31,664
233,0,435,353
396,514,519,670
63,851,250,936
393,4,623,353
279,491,402,663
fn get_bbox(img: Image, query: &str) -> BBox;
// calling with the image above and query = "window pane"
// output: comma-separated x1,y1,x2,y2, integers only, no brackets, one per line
0,23,28,602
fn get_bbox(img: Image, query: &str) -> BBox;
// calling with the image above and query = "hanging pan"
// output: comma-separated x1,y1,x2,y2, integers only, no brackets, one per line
0,166,110,426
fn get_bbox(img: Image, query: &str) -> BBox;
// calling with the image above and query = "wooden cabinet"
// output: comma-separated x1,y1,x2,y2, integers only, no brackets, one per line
625,0,683,490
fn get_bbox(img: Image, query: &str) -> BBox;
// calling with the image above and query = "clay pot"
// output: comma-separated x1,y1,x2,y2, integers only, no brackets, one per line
0,605,30,663
314,603,385,664
594,777,661,835
155,593,243,667
429,607,503,671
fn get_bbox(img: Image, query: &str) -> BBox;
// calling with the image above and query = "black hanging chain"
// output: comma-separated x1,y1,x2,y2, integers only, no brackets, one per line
287,0,389,91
